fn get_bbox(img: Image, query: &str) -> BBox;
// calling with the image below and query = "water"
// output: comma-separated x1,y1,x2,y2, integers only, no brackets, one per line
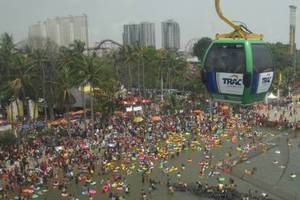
23,128,300,200
40,149,212,200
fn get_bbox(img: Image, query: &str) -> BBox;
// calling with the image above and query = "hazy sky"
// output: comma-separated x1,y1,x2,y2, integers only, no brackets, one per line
0,0,299,49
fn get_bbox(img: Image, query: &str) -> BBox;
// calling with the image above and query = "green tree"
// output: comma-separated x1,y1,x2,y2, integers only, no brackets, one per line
28,47,52,120
0,33,16,84
69,40,88,130
268,42,294,95
0,33,17,106
76,54,110,134
193,37,212,62
94,61,118,125
0,34,39,123
55,65,76,133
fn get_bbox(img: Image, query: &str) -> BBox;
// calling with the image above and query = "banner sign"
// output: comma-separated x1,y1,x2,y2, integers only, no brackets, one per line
256,72,273,94
133,106,142,111
216,73,244,95
126,107,133,112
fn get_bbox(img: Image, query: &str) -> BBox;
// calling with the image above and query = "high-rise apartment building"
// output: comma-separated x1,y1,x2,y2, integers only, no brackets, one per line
28,22,46,39
123,22,155,47
123,24,140,46
28,15,88,47
140,22,155,47
28,22,47,48
161,20,180,50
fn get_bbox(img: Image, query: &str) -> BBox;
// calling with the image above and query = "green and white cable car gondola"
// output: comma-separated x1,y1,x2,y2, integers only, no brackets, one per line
202,0,274,105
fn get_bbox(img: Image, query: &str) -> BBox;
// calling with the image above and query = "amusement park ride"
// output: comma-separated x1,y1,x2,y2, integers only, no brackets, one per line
202,0,274,105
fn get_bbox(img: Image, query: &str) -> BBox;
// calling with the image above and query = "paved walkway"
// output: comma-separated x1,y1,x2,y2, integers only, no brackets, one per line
258,105,300,122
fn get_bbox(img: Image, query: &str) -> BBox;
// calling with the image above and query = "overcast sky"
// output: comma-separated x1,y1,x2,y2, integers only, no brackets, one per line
0,0,299,49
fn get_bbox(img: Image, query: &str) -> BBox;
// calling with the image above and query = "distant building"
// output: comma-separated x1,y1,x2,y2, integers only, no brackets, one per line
123,24,140,46
123,22,156,47
28,15,88,47
45,18,60,44
28,22,47,48
28,22,46,39
140,22,155,47
161,19,180,50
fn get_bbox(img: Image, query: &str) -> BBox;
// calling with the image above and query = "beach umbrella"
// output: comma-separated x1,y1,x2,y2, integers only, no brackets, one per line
79,84,101,93
193,109,202,114
133,117,144,123
151,115,161,122
49,118,68,126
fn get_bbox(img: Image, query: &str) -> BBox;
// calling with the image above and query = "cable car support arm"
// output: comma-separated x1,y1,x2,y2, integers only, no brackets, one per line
214,0,263,40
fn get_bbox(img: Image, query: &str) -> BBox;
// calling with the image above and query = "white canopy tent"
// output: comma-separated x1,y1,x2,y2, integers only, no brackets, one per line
267,93,278,99
265,92,278,104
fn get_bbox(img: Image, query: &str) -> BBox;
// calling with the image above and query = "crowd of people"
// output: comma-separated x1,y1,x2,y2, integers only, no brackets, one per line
0,101,280,200
254,103,299,129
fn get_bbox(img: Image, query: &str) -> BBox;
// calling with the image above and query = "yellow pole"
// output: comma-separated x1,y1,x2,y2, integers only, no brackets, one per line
215,0,244,36
279,72,282,85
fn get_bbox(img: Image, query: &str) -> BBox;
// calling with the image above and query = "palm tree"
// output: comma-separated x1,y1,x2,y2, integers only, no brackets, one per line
0,33,17,101
55,66,76,134
156,49,169,100
9,54,33,118
94,62,118,125
119,45,138,91
76,53,107,135
167,53,186,90
110,49,122,81
0,34,36,123
69,40,85,54
1,52,38,136
0,33,49,128
20,39,59,121
0,33,16,83
133,44,148,95
142,47,157,91
69,40,88,131
27,48,51,121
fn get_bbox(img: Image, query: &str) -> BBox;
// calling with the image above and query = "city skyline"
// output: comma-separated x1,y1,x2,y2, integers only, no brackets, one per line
0,0,299,49
29,15,88,48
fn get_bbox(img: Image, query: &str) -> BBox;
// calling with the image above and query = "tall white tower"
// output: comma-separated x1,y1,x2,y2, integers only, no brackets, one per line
289,5,297,55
